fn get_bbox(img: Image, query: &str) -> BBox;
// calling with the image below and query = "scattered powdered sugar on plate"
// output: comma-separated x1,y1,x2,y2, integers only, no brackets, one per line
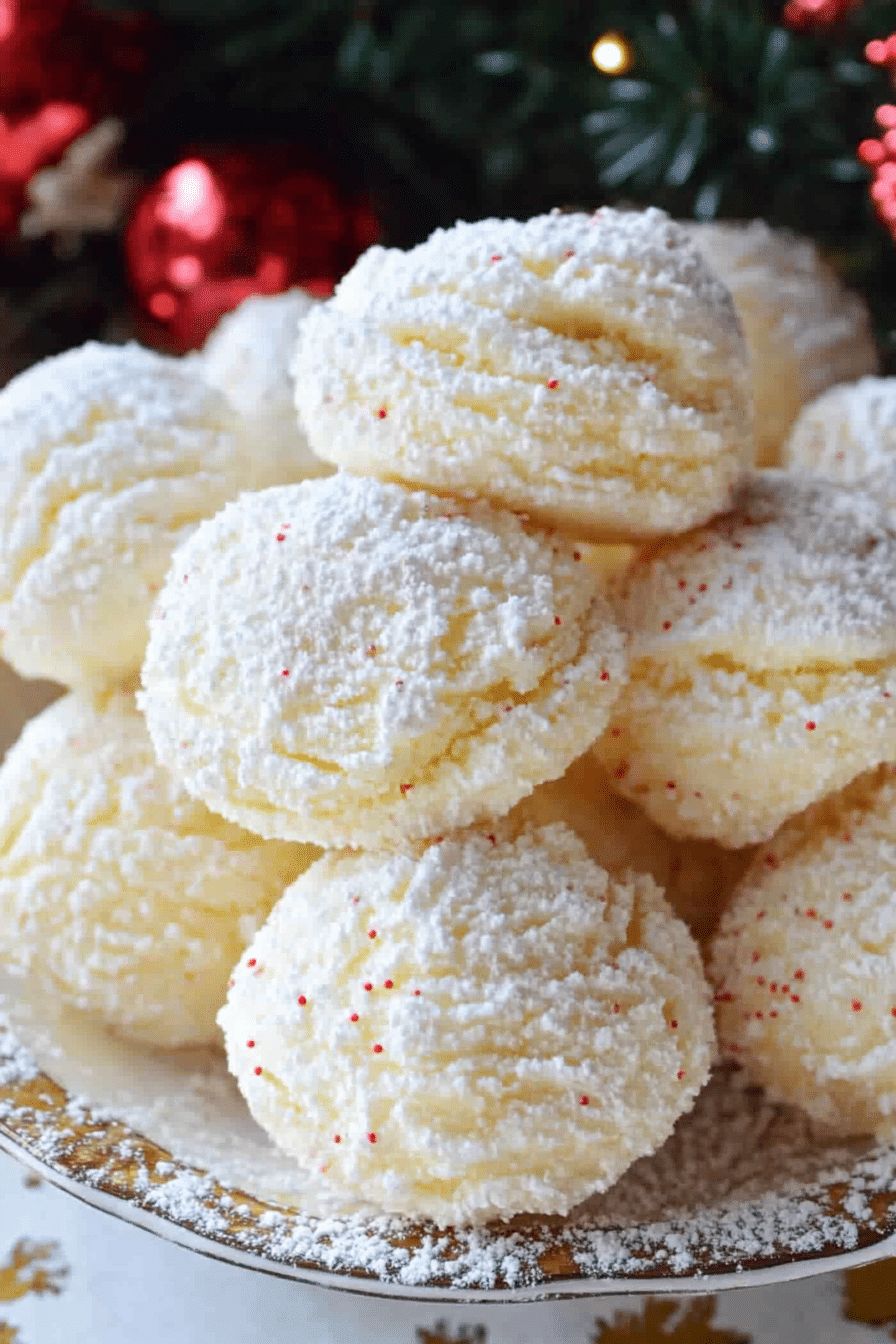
1,972,895,1296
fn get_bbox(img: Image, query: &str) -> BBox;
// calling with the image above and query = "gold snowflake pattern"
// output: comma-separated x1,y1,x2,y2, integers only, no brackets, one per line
0,1239,68,1344
0,1240,68,1304
592,1298,751,1343
843,1258,896,1338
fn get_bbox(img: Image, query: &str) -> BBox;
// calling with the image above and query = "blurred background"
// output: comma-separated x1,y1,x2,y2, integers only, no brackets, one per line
2,0,896,381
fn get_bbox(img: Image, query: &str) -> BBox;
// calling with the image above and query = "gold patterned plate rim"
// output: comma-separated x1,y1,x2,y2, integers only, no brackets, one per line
2,1016,896,1303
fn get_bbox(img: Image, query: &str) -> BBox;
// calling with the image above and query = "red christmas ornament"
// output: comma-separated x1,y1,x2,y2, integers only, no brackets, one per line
0,0,150,118
0,100,89,233
782,0,859,29
124,148,380,351
0,0,151,236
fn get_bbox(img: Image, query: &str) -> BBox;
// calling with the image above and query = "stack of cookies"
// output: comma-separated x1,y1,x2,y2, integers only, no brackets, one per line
0,205,893,1229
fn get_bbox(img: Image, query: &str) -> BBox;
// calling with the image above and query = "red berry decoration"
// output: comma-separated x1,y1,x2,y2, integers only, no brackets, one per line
124,147,380,351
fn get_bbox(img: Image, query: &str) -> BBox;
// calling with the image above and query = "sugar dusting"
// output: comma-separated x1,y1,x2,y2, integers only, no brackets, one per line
1,978,894,1292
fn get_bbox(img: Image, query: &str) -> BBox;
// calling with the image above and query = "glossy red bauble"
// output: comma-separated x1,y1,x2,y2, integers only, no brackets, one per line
124,149,380,350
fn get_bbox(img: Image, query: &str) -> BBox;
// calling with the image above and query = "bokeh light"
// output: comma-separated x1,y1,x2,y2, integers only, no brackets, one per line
590,33,632,75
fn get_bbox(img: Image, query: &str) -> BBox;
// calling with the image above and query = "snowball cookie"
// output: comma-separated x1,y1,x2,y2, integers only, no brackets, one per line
139,474,627,851
783,377,896,515
218,823,715,1225
200,289,332,486
0,691,315,1047
710,765,896,1141
0,340,298,689
294,208,753,543
686,221,878,468
594,473,896,849
508,750,753,942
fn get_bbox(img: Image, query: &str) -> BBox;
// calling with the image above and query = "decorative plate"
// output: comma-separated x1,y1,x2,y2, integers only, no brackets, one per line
1,973,896,1304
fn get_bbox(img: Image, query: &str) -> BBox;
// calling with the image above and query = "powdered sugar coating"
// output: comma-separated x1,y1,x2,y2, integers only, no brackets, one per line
217,823,715,1226
0,691,314,1047
595,473,896,847
507,751,753,943
0,341,284,689
201,289,333,486
139,474,626,850
709,765,896,1141
687,221,878,468
295,209,752,542
783,377,896,515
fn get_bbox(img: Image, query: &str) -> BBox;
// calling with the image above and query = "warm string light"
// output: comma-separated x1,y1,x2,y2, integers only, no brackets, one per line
590,32,632,76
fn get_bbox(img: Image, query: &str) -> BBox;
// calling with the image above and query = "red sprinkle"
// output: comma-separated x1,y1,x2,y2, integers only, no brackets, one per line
276,533,286,542
395,679,404,688
554,615,562,625
350,1013,359,1022
373,1044,383,1054
669,1020,678,1029
281,669,290,677
246,1040,255,1048
399,784,413,795
666,781,676,791
413,989,421,996
678,579,687,590
298,995,307,1006
805,721,816,731
600,670,611,682
383,980,394,989
377,407,387,419
547,379,559,390
791,995,801,1003
366,644,377,657
368,929,377,940
247,959,256,968
368,1132,377,1144
579,1095,589,1106
794,970,805,980
613,1003,621,1014
253,1066,262,1076
573,551,581,561
853,1000,863,1011
364,983,373,992
491,254,502,262
842,892,853,902
677,1071,685,1081
662,620,672,631
823,919,834,929
487,834,496,845
334,1135,341,1143
756,977,765,986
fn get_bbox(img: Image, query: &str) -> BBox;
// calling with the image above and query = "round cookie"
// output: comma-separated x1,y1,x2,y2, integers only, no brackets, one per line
139,474,627,851
218,822,715,1225
508,750,753,943
686,220,878,468
709,765,896,1141
0,341,298,689
294,208,753,543
0,691,315,1047
595,473,896,849
782,376,896,515
201,288,333,486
